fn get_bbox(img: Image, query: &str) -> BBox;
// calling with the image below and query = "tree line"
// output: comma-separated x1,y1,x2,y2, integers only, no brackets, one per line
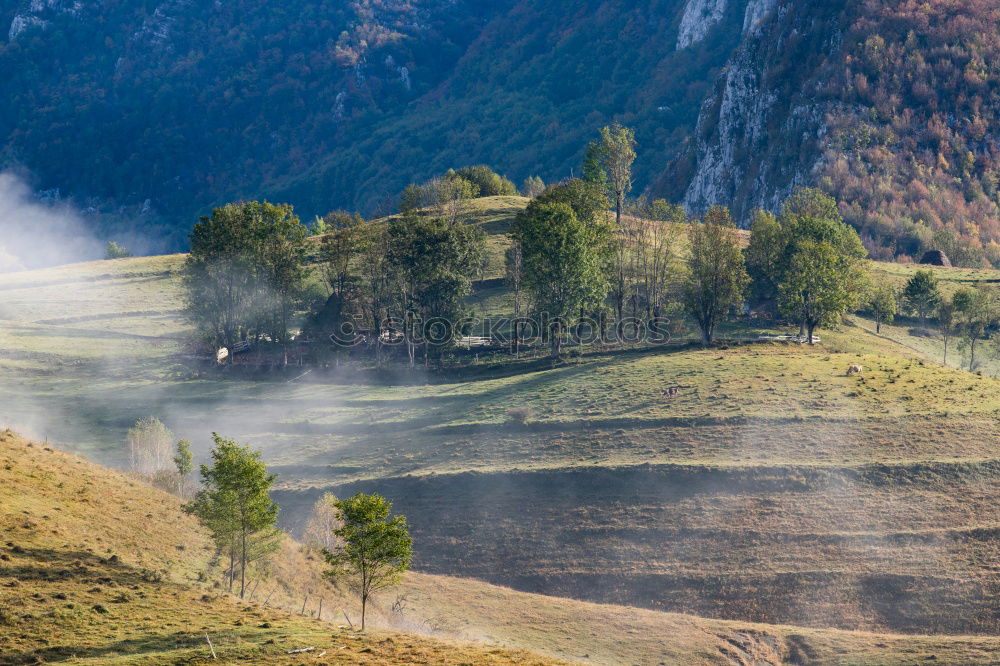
182,124,994,369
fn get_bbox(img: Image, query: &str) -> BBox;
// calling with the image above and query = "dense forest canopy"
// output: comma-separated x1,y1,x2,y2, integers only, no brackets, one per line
5,0,1000,266
0,0,747,249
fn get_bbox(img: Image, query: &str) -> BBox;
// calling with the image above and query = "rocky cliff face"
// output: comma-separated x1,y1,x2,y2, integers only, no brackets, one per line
680,1,847,222
676,0,729,50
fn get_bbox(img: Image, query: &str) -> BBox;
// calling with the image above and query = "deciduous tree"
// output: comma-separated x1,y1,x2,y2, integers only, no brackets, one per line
779,239,869,344
868,283,898,334
186,435,280,599
126,416,173,475
184,201,307,352
303,492,344,554
322,493,413,631
592,122,636,228
903,270,941,323
511,201,610,357
683,206,749,344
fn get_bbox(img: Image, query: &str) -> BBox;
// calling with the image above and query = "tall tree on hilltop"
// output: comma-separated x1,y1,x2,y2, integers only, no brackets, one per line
590,122,636,229
683,206,749,344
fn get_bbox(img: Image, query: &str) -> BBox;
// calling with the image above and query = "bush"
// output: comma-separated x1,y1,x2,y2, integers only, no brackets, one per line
453,165,517,196
104,241,132,260
507,407,533,424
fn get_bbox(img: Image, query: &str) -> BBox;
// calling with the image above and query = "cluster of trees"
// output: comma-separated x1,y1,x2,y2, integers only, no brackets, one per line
180,434,411,629
182,125,1000,371
822,0,1000,268
309,202,487,367
400,165,518,217
871,268,1000,372
506,125,873,353
184,201,309,355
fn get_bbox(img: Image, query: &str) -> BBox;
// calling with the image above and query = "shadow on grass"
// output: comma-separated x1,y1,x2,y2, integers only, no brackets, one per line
0,630,210,664
0,546,163,587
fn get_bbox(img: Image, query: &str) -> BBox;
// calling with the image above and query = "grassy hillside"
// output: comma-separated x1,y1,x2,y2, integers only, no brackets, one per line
1,197,999,646
0,430,562,665
4,430,1000,665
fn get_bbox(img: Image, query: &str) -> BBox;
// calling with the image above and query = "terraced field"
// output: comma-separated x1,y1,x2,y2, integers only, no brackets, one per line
1,198,999,660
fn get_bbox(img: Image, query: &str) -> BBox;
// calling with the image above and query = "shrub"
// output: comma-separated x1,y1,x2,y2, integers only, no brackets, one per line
104,241,132,260
507,407,533,424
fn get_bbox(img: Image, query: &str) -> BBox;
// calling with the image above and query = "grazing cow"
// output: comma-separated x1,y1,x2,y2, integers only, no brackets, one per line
662,387,681,398
847,364,863,376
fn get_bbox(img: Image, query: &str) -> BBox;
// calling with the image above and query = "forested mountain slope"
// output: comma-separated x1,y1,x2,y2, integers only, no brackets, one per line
677,0,1000,266
6,0,1000,267
0,0,758,248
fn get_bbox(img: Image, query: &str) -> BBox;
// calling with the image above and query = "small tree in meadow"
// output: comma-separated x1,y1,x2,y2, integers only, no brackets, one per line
869,283,898,334
903,270,941,323
322,493,413,631
953,286,998,371
173,439,193,494
186,434,280,598
937,298,957,365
